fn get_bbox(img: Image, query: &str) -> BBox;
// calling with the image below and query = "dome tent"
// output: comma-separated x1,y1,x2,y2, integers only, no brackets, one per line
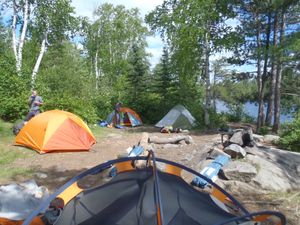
155,104,196,129
15,110,96,153
106,107,142,127
22,152,286,225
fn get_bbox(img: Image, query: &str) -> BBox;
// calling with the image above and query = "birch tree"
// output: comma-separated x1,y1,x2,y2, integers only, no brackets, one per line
84,4,148,89
4,0,77,86
30,0,77,86
8,0,30,73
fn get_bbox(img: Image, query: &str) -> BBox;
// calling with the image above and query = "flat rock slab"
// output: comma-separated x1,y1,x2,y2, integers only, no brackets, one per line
246,154,293,191
222,161,257,183
224,144,246,158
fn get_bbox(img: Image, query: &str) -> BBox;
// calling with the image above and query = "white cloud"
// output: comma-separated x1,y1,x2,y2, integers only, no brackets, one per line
72,0,164,68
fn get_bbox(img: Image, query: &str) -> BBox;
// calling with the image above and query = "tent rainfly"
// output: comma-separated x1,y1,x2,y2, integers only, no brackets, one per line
15,110,96,153
20,152,286,225
155,104,196,129
106,107,142,127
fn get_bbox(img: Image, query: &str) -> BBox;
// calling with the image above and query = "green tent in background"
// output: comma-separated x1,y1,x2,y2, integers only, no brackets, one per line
155,104,196,129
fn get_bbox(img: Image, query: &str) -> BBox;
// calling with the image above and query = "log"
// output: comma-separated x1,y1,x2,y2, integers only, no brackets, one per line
149,135,193,145
139,132,149,149
134,132,150,168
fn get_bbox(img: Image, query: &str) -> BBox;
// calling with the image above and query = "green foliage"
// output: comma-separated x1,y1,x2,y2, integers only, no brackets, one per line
85,3,149,86
0,53,29,121
36,42,98,123
152,47,174,108
215,79,257,104
125,43,150,110
258,126,270,135
279,111,300,152
31,0,78,45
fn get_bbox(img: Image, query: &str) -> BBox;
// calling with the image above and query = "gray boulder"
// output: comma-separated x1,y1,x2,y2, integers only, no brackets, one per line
218,180,265,196
222,161,257,183
243,145,265,157
224,144,246,158
207,147,230,160
252,134,264,143
246,154,293,191
229,130,244,146
263,134,280,144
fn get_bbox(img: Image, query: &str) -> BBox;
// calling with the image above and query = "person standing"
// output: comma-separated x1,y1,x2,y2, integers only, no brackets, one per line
24,90,43,121
114,102,122,126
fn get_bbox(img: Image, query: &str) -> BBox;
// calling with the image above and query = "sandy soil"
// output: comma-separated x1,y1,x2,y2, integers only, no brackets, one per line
11,126,219,190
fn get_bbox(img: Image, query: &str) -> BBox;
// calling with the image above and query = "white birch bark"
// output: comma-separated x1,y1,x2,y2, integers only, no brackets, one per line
12,0,18,62
95,49,99,89
31,38,47,87
16,0,29,72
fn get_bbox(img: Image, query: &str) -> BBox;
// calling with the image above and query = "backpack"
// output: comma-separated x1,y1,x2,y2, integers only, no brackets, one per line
12,121,25,136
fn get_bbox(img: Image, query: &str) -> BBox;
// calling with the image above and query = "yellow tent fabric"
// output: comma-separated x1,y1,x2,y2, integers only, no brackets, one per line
15,110,96,154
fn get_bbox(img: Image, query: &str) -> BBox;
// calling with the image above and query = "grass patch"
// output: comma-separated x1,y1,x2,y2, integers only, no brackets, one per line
0,167,34,183
0,120,35,182
90,125,114,137
90,125,131,139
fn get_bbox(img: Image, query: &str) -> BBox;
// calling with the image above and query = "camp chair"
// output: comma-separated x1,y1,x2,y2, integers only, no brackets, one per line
23,151,286,225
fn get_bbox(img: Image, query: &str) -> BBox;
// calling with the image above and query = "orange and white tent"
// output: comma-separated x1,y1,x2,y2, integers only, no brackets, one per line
15,110,96,154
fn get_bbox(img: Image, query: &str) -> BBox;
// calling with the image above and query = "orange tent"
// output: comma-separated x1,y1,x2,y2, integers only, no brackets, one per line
15,110,96,154
107,107,143,127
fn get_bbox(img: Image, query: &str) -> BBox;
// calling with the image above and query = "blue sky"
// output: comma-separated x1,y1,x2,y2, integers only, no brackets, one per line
71,0,164,68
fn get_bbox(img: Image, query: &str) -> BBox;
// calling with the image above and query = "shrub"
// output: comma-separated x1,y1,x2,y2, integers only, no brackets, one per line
258,126,270,135
0,54,29,121
279,111,300,152
44,94,98,124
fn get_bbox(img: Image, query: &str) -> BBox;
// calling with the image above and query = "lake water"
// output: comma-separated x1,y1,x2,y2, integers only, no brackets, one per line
215,100,294,123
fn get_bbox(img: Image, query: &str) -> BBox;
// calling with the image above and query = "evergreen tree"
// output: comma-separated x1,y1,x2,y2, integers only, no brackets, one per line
125,43,150,110
152,47,177,111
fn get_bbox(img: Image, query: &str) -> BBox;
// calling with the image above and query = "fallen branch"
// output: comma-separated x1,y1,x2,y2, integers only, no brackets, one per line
134,132,151,168
149,136,193,145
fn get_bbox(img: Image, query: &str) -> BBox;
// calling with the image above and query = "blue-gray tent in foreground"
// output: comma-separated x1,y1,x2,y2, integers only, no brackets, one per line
155,104,196,129
21,152,286,225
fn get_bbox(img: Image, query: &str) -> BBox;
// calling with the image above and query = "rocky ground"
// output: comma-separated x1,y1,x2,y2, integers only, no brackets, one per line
6,126,300,225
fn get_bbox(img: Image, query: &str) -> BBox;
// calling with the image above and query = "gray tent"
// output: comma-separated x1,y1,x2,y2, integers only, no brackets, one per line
155,104,196,129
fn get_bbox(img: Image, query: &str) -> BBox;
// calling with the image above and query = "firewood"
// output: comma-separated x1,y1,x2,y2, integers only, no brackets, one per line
149,135,193,145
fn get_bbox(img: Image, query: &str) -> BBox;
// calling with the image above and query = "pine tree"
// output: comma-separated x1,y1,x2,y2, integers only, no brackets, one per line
126,43,150,109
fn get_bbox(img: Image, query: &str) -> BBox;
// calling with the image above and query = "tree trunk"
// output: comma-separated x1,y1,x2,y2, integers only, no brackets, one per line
265,13,278,125
256,12,263,131
258,12,271,128
16,0,29,73
95,49,99,89
273,12,285,133
204,31,211,127
31,38,47,87
12,0,18,64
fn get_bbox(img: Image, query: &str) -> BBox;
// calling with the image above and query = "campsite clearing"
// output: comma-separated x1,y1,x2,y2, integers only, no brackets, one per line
0,125,299,224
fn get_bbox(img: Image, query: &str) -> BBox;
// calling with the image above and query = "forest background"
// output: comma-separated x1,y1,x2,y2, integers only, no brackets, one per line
0,0,299,151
